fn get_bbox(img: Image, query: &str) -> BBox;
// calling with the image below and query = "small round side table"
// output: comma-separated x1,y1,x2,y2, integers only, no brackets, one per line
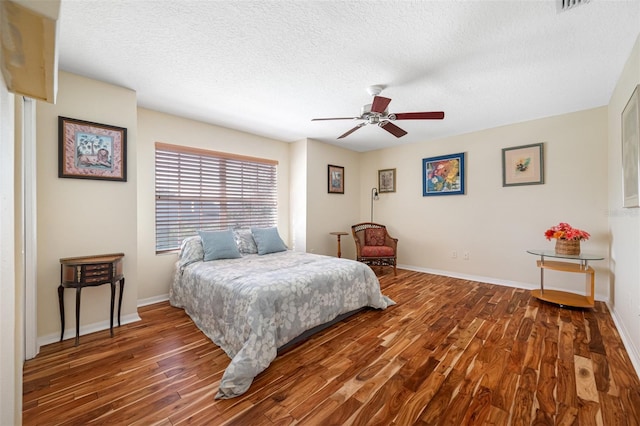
329,231,348,258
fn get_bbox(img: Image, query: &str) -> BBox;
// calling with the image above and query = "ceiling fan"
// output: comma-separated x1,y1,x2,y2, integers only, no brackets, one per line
312,85,445,139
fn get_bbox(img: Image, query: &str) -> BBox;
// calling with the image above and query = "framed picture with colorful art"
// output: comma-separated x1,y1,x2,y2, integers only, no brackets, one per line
58,116,127,181
422,152,465,196
501,143,544,187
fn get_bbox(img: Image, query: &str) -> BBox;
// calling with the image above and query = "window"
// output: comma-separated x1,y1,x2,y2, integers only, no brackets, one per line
155,142,278,253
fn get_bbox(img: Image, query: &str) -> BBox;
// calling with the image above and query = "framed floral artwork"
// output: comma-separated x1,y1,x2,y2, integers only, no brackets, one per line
501,143,544,187
58,116,127,181
327,164,344,194
422,152,465,196
378,168,396,193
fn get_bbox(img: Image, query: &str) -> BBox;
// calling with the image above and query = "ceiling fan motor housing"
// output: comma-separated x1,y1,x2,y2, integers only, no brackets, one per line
361,104,388,124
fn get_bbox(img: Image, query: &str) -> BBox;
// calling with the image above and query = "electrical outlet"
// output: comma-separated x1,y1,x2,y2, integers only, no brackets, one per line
463,251,470,260
452,250,457,259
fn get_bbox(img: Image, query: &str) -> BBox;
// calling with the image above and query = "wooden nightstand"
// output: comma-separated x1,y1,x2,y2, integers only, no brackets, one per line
58,253,125,346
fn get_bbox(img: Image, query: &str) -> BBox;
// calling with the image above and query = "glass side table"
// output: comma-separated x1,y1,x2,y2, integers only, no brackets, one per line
526,250,604,308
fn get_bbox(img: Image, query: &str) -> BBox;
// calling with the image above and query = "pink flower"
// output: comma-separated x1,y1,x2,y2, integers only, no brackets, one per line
544,222,590,241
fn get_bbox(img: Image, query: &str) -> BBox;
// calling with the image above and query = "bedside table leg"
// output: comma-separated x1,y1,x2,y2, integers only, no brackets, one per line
110,282,115,337
118,278,125,327
58,285,64,342
75,287,81,346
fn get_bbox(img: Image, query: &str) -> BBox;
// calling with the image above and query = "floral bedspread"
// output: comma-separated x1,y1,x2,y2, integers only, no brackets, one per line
170,250,394,399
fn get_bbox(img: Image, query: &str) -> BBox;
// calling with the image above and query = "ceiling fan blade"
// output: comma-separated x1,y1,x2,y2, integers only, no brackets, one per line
371,96,392,113
338,123,366,139
392,111,445,120
311,117,360,121
379,121,407,138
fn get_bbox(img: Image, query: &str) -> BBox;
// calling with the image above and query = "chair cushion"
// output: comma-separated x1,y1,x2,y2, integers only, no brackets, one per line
364,228,386,246
361,245,395,257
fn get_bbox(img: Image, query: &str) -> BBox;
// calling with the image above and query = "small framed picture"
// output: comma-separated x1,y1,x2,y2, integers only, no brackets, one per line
328,164,344,194
378,168,396,193
58,116,127,181
422,152,465,196
502,143,544,187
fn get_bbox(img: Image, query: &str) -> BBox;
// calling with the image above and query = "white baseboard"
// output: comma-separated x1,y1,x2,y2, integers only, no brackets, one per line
37,312,142,347
397,263,610,303
607,303,640,381
398,263,536,291
36,295,170,348
137,293,169,307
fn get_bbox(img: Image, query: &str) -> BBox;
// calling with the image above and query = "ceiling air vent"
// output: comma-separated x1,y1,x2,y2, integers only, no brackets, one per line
558,0,590,12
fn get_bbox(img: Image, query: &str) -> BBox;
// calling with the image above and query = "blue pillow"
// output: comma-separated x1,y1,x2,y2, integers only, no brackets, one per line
251,227,287,255
197,230,242,261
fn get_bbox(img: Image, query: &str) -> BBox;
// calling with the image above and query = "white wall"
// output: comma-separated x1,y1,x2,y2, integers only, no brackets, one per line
360,107,610,296
136,108,291,302
36,72,139,343
607,33,640,371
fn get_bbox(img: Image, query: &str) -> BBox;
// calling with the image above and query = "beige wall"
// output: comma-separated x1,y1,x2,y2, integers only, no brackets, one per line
289,139,308,252
12,92,24,421
305,139,362,259
136,108,291,302
607,33,640,369
360,107,609,296
0,68,18,426
36,72,139,343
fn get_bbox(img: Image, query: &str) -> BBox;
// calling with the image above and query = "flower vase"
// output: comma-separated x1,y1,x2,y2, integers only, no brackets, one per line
555,239,580,255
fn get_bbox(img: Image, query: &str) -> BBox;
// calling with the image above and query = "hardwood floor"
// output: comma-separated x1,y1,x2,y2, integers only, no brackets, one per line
23,269,640,425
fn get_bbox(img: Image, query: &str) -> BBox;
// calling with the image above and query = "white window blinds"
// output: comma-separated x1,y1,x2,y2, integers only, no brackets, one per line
155,143,278,253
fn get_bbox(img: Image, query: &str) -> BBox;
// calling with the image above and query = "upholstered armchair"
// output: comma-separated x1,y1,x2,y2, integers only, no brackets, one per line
351,222,398,275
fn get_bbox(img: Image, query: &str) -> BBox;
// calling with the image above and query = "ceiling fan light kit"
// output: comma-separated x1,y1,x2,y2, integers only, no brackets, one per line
312,86,445,139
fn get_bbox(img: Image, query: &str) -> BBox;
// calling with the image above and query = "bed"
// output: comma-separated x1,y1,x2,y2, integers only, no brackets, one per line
169,231,395,399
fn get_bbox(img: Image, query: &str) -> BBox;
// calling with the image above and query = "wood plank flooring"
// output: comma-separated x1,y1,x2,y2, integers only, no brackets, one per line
23,269,640,425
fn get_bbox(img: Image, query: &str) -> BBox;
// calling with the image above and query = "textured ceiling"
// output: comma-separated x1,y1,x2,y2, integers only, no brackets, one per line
57,0,640,152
